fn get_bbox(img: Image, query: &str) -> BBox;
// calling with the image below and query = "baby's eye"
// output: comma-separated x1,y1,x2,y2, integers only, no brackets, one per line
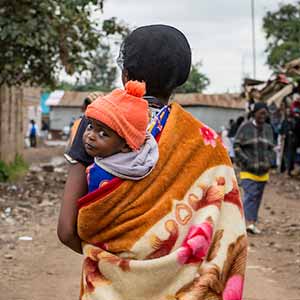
87,123,93,130
98,130,107,137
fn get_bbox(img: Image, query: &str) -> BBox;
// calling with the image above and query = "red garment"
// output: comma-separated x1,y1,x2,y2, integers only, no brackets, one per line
290,99,300,117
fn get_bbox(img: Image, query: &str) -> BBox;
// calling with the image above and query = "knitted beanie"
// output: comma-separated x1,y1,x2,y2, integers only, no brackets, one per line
252,102,268,114
85,81,149,151
118,25,191,95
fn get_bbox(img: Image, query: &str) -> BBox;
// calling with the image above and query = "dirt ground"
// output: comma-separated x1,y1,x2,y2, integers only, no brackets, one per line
0,146,300,300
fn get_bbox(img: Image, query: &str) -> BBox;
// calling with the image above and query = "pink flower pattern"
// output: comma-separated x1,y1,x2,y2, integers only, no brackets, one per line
177,222,213,264
223,275,244,300
199,125,218,148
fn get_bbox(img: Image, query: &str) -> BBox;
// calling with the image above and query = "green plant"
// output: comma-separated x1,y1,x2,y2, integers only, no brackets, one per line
0,155,28,182
176,62,210,93
263,2,300,71
0,1,128,87
0,160,9,181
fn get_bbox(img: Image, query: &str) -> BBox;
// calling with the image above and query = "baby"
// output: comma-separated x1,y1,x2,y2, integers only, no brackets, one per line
83,80,159,192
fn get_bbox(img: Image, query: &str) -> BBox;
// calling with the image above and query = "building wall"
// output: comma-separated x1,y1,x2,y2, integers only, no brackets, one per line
184,106,245,131
0,86,24,163
48,105,244,133
49,107,82,131
23,87,42,135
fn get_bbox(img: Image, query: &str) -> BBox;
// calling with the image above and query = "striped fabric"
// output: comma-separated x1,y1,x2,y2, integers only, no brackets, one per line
234,121,275,176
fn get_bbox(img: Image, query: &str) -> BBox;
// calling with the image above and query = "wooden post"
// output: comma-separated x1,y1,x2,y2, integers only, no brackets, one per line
0,85,24,164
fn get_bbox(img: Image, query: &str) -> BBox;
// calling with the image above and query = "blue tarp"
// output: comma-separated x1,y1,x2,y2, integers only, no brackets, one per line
41,92,50,114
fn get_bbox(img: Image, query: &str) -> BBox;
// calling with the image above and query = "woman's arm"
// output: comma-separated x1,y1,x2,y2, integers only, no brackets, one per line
57,163,87,254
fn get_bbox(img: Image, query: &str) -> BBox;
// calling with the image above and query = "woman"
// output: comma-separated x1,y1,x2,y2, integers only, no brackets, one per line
58,25,247,300
234,102,275,234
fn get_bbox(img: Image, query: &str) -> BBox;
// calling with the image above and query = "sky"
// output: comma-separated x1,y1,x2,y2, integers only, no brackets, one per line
92,0,298,93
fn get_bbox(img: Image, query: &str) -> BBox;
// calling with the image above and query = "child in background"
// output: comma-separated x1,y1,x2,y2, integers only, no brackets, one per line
83,80,159,192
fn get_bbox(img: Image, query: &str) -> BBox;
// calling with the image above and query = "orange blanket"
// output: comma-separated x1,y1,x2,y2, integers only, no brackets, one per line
77,103,247,300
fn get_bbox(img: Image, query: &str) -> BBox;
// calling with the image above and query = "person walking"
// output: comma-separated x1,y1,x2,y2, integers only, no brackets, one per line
279,109,297,175
290,99,300,175
234,102,275,234
27,119,39,147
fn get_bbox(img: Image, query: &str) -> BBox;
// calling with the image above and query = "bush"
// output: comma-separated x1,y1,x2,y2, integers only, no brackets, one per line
0,160,9,181
0,155,28,182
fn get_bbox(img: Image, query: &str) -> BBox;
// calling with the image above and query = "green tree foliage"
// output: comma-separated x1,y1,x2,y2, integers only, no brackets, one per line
58,20,130,92
102,17,130,37
176,62,210,93
77,43,118,91
57,42,119,92
263,2,300,70
76,20,130,91
0,0,127,87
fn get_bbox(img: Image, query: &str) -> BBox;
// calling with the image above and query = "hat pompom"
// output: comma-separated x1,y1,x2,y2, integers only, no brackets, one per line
125,80,146,98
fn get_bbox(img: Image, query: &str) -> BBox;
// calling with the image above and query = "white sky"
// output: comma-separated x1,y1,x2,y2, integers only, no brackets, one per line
95,0,298,93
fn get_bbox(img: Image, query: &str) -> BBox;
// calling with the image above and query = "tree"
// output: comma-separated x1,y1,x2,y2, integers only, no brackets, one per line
176,62,210,93
76,20,130,91
263,2,300,71
0,1,127,87
57,41,121,92
76,43,117,91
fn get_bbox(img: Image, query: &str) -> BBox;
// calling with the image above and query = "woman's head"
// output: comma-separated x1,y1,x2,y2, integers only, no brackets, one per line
117,25,191,102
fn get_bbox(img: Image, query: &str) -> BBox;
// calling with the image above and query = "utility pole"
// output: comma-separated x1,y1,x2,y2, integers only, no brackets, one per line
251,0,256,78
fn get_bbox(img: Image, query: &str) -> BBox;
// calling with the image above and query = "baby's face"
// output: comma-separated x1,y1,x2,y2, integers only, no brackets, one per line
83,118,128,158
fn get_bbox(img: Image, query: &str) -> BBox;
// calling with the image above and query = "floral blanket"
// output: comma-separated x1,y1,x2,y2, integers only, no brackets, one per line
77,103,247,300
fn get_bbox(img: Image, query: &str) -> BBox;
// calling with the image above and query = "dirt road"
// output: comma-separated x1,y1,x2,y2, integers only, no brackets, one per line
1,147,300,300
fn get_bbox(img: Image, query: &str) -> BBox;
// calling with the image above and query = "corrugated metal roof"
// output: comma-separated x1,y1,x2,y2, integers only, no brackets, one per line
48,90,246,109
172,93,246,109
58,90,104,107
46,90,64,106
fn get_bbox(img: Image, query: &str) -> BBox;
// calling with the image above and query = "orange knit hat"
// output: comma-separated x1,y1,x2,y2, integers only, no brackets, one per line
85,81,149,151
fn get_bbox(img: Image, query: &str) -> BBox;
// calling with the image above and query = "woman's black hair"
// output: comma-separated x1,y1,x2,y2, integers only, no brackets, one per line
119,25,191,98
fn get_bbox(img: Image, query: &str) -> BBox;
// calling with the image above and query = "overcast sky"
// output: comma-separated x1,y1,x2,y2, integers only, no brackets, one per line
96,0,298,93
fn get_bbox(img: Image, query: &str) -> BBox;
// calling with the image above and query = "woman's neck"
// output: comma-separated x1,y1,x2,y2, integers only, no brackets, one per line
144,95,169,108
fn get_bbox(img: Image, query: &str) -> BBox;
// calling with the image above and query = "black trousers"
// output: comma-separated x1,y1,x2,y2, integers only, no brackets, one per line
282,137,300,173
29,135,37,147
